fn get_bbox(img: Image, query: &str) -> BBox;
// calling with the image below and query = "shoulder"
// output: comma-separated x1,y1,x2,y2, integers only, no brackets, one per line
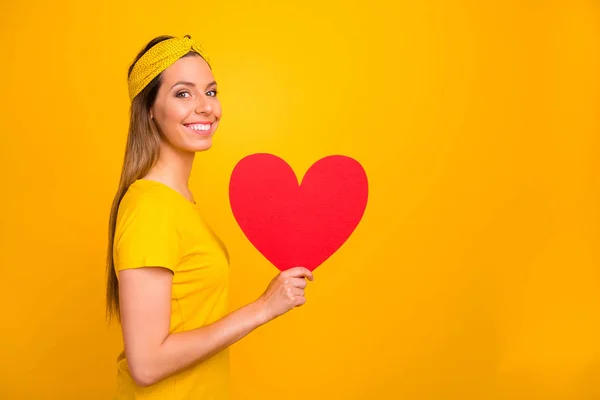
117,180,178,222
113,180,185,271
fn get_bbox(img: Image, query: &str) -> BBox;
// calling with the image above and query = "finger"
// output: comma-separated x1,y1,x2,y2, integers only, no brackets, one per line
289,277,307,289
294,296,306,307
285,266,314,281
284,285,304,297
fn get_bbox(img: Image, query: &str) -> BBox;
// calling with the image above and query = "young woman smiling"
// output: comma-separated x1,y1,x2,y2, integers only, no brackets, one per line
106,34,313,399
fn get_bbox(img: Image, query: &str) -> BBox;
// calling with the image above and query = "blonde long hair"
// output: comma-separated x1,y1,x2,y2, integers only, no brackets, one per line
105,35,205,320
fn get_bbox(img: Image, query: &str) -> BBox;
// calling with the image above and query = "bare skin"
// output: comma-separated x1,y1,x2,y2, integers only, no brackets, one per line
119,54,313,387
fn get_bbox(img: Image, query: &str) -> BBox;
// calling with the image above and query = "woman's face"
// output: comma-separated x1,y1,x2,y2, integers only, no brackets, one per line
150,54,221,153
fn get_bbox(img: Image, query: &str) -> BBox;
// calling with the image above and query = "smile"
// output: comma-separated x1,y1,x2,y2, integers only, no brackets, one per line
183,122,214,136
184,123,211,132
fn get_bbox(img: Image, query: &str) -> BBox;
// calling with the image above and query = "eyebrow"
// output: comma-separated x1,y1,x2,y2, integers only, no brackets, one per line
171,80,217,90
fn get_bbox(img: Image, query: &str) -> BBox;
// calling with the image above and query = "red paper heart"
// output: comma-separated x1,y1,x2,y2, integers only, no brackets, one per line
229,153,368,271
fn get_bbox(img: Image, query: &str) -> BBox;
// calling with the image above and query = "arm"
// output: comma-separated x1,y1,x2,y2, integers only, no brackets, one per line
119,266,313,387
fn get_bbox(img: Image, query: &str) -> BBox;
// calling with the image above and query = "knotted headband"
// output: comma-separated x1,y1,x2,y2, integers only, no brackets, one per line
127,35,209,101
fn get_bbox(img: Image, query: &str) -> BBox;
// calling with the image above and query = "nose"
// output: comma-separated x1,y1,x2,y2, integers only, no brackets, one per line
195,95,213,115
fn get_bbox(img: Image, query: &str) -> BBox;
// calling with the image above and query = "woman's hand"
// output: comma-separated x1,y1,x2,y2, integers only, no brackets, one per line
258,266,314,322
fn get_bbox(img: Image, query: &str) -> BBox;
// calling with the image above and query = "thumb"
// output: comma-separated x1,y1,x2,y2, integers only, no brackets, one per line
286,266,314,281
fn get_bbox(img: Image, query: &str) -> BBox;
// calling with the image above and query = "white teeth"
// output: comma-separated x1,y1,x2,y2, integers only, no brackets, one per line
187,124,210,131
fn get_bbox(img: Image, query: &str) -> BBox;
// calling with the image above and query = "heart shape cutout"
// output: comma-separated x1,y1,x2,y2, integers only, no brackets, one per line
229,153,368,271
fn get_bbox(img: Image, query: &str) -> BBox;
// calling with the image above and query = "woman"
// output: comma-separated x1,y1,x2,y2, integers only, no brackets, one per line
106,34,313,399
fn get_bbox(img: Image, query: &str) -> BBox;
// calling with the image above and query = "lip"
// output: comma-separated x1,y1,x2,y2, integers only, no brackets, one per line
183,121,214,136
184,121,213,125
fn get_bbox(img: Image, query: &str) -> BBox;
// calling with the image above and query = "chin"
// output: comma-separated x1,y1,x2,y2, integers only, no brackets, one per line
190,139,213,152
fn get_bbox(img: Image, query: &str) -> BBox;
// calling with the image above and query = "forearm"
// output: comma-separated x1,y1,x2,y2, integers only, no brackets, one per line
136,299,268,386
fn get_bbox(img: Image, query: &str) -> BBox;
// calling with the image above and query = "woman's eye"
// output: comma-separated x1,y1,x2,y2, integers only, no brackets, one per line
176,91,191,98
206,90,218,97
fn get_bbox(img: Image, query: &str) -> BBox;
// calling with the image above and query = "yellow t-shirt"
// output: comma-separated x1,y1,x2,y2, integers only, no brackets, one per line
112,179,230,400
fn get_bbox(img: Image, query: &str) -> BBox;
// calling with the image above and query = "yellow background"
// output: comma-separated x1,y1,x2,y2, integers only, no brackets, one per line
1,0,599,399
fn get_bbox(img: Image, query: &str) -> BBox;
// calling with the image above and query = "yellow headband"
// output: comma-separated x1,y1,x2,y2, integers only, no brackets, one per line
127,35,208,101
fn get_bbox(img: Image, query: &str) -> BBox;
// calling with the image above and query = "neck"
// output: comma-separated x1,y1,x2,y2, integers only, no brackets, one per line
145,140,195,200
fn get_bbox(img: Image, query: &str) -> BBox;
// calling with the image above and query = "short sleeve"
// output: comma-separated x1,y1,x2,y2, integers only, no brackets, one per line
113,193,182,273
